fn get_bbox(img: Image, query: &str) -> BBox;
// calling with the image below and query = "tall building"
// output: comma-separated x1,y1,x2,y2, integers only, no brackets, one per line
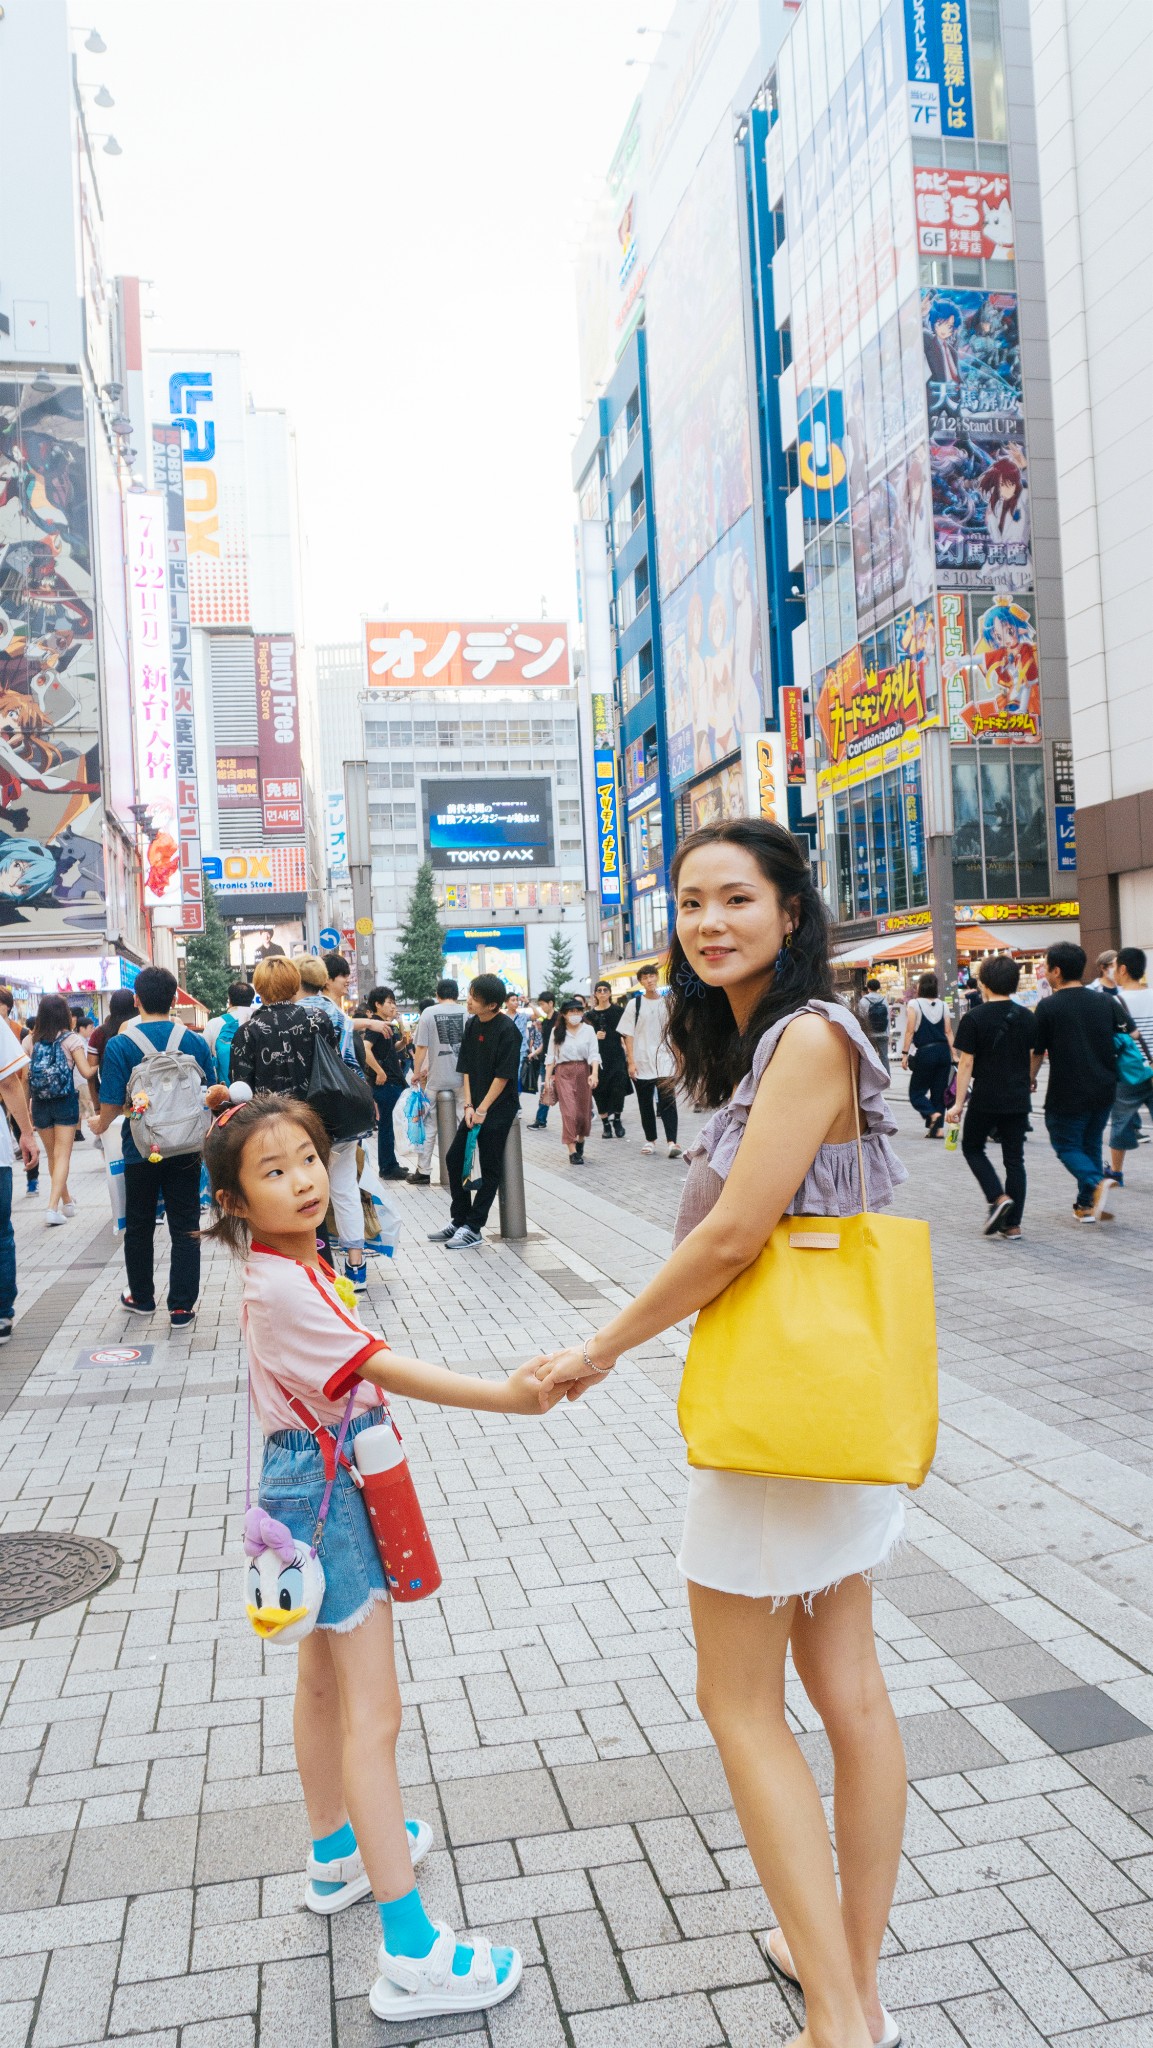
323,623,590,996
147,351,319,955
1028,0,1152,954
574,0,1081,991
0,0,153,995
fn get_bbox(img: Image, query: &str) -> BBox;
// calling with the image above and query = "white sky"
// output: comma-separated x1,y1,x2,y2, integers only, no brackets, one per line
90,0,675,646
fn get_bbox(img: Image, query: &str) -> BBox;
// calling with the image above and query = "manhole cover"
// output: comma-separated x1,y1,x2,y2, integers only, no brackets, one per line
0,1531,120,1629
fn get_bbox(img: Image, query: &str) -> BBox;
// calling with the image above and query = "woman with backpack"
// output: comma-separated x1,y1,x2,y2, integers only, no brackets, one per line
28,994,97,1224
901,972,955,1137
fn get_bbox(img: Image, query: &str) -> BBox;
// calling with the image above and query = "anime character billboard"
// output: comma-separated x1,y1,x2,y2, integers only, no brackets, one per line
939,591,1041,744
0,380,106,932
660,510,764,789
922,289,1032,591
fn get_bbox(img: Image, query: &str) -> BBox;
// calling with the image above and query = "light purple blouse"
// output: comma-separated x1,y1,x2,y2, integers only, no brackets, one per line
672,1000,908,1247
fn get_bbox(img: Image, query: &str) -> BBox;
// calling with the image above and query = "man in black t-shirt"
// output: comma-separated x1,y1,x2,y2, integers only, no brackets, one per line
948,954,1036,1237
1030,941,1128,1221
429,973,521,1249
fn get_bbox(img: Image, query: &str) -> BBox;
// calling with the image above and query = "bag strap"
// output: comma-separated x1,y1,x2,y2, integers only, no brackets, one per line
311,1390,359,1551
848,1039,869,1217
123,1022,152,1056
167,1022,184,1053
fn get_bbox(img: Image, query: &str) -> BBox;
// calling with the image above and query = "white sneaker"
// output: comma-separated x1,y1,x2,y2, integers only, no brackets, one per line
369,1923,523,2022
44,1207,66,1227
62,1201,76,1219
641,1142,655,1155
446,1226,483,1250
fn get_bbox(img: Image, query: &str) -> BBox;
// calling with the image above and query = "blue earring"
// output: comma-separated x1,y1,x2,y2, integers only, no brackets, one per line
774,932,795,981
676,960,709,1000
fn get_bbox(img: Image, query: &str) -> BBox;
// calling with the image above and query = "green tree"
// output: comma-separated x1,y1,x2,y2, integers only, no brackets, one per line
390,862,445,1004
546,928,575,998
182,876,232,1014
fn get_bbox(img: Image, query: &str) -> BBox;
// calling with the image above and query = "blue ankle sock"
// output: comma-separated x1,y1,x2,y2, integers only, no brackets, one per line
312,1820,357,1897
312,1818,425,1898
377,1888,513,1983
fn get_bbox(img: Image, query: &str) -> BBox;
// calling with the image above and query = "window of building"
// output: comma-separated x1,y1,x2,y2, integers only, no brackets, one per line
493,882,515,909
560,840,583,857
531,719,553,744
634,557,650,615
515,882,538,909
556,759,579,786
389,721,413,748
364,721,388,749
437,721,460,748
468,884,492,910
559,799,583,831
462,721,485,747
562,882,584,905
413,721,436,746
950,748,1049,900
832,765,928,923
970,0,1008,142
484,719,507,747
508,719,531,746
554,719,577,744
539,881,561,907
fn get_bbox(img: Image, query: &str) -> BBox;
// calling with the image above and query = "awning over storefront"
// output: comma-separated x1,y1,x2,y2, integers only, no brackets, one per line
833,919,1079,968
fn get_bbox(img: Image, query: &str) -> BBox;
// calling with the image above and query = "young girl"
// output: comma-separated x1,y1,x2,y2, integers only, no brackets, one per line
544,997,599,1165
205,1094,556,2025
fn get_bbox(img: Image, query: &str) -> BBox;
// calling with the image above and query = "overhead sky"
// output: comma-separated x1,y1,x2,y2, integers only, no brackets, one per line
89,0,675,646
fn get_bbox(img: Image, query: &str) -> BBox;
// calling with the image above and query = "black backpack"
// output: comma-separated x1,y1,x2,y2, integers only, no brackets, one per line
307,1029,375,1144
867,995,888,1033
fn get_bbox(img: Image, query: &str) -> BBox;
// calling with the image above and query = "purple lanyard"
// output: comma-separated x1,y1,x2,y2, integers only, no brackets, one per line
246,1369,359,1557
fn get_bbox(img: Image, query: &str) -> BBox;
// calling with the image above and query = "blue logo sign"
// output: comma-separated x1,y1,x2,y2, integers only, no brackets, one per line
903,0,974,138
319,927,341,949
797,389,848,520
1055,805,1077,874
594,750,622,907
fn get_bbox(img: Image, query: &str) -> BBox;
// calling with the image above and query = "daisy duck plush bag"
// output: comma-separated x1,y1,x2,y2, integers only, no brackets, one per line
242,1385,358,1645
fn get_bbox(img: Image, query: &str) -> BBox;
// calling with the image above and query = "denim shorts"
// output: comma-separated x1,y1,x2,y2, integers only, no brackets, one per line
31,1090,80,1130
259,1404,391,1631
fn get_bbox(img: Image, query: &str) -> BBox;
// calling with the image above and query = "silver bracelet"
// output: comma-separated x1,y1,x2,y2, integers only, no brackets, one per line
582,1340,614,1376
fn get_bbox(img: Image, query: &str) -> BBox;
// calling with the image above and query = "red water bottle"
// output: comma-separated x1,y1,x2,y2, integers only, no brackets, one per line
353,1422,442,1602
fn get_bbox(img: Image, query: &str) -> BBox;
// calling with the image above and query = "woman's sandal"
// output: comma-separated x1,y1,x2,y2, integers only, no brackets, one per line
304,1817,433,1916
766,1929,902,2047
369,1923,523,2020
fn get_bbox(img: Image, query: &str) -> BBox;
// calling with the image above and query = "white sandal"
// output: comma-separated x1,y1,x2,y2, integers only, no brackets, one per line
369,1922,523,2021
767,1931,901,2046
304,1817,432,1916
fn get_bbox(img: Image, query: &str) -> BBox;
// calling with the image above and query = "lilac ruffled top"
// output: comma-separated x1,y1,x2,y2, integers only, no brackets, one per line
673,1000,908,1247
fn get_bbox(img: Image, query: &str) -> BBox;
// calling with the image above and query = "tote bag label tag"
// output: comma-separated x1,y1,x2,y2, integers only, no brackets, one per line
789,1231,840,1249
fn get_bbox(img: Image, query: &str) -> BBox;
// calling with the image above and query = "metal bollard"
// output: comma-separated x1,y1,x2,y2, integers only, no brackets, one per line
435,1088,458,1190
498,1115,528,1241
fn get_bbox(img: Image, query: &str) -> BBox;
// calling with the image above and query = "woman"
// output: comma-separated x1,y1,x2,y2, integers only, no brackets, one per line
901,972,954,1137
356,984,410,1182
544,997,599,1167
231,957,370,1293
590,980,630,1139
87,988,137,1115
539,821,908,2048
27,993,96,1223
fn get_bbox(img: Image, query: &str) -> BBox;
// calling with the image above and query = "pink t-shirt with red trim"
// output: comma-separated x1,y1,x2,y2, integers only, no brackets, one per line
241,1244,388,1434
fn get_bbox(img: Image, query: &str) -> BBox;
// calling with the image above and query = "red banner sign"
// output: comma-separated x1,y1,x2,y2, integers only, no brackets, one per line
255,635,304,833
815,647,928,767
781,686,807,783
914,168,1014,262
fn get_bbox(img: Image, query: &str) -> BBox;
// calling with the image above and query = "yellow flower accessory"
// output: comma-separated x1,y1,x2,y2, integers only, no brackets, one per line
333,1274,358,1311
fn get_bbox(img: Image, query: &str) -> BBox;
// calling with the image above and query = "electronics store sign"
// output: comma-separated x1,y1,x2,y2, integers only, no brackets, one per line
424,779,554,871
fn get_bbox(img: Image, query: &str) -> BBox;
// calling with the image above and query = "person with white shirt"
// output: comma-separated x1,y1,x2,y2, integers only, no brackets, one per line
544,997,600,1166
617,965,681,1157
1109,946,1153,1179
0,1014,41,1341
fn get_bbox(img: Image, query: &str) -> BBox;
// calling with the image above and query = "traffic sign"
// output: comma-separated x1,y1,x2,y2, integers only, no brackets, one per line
355,916,374,936
319,927,340,949
74,1345,154,1370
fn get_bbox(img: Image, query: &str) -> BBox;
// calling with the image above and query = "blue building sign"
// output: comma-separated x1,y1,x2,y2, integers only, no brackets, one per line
797,388,849,521
1055,804,1077,873
903,0,974,138
594,751,622,906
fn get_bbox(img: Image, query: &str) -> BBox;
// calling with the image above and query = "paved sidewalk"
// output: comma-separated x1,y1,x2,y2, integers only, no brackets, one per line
0,1088,1151,2046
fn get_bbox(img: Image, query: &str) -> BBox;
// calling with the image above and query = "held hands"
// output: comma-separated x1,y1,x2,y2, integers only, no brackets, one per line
534,1340,618,1408
502,1355,566,1415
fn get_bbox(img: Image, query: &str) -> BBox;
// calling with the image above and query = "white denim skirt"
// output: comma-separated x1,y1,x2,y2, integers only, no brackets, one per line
677,1467,906,1605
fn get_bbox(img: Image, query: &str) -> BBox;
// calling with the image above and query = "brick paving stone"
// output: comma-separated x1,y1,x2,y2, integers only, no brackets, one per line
571,1992,727,2046
623,1933,768,2000
539,1907,630,2011
974,1928,1107,2031
32,1937,118,2046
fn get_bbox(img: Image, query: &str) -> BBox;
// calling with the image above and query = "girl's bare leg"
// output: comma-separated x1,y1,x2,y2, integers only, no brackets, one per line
689,1582,872,2048
327,1601,414,1902
40,1126,56,1205
294,1627,348,1840
48,1124,74,1208
790,1578,906,2040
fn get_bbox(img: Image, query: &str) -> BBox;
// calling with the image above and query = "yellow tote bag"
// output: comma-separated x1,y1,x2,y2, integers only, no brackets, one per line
677,1080,938,1488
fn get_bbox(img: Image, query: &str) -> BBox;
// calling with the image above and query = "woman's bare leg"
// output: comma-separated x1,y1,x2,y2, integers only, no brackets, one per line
690,1582,872,2048
790,1577,906,2039
326,1601,414,1902
294,1627,348,1840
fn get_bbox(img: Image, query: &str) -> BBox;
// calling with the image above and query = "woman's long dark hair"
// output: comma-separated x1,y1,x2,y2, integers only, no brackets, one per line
32,993,73,1043
666,819,836,1108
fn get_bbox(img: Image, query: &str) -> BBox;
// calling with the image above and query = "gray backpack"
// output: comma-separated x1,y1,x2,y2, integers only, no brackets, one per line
123,1022,211,1161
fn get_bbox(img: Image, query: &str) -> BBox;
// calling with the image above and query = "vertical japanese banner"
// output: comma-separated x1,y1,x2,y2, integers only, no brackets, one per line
742,734,787,825
781,688,807,783
125,491,182,911
151,426,203,931
594,751,622,907
254,636,305,833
